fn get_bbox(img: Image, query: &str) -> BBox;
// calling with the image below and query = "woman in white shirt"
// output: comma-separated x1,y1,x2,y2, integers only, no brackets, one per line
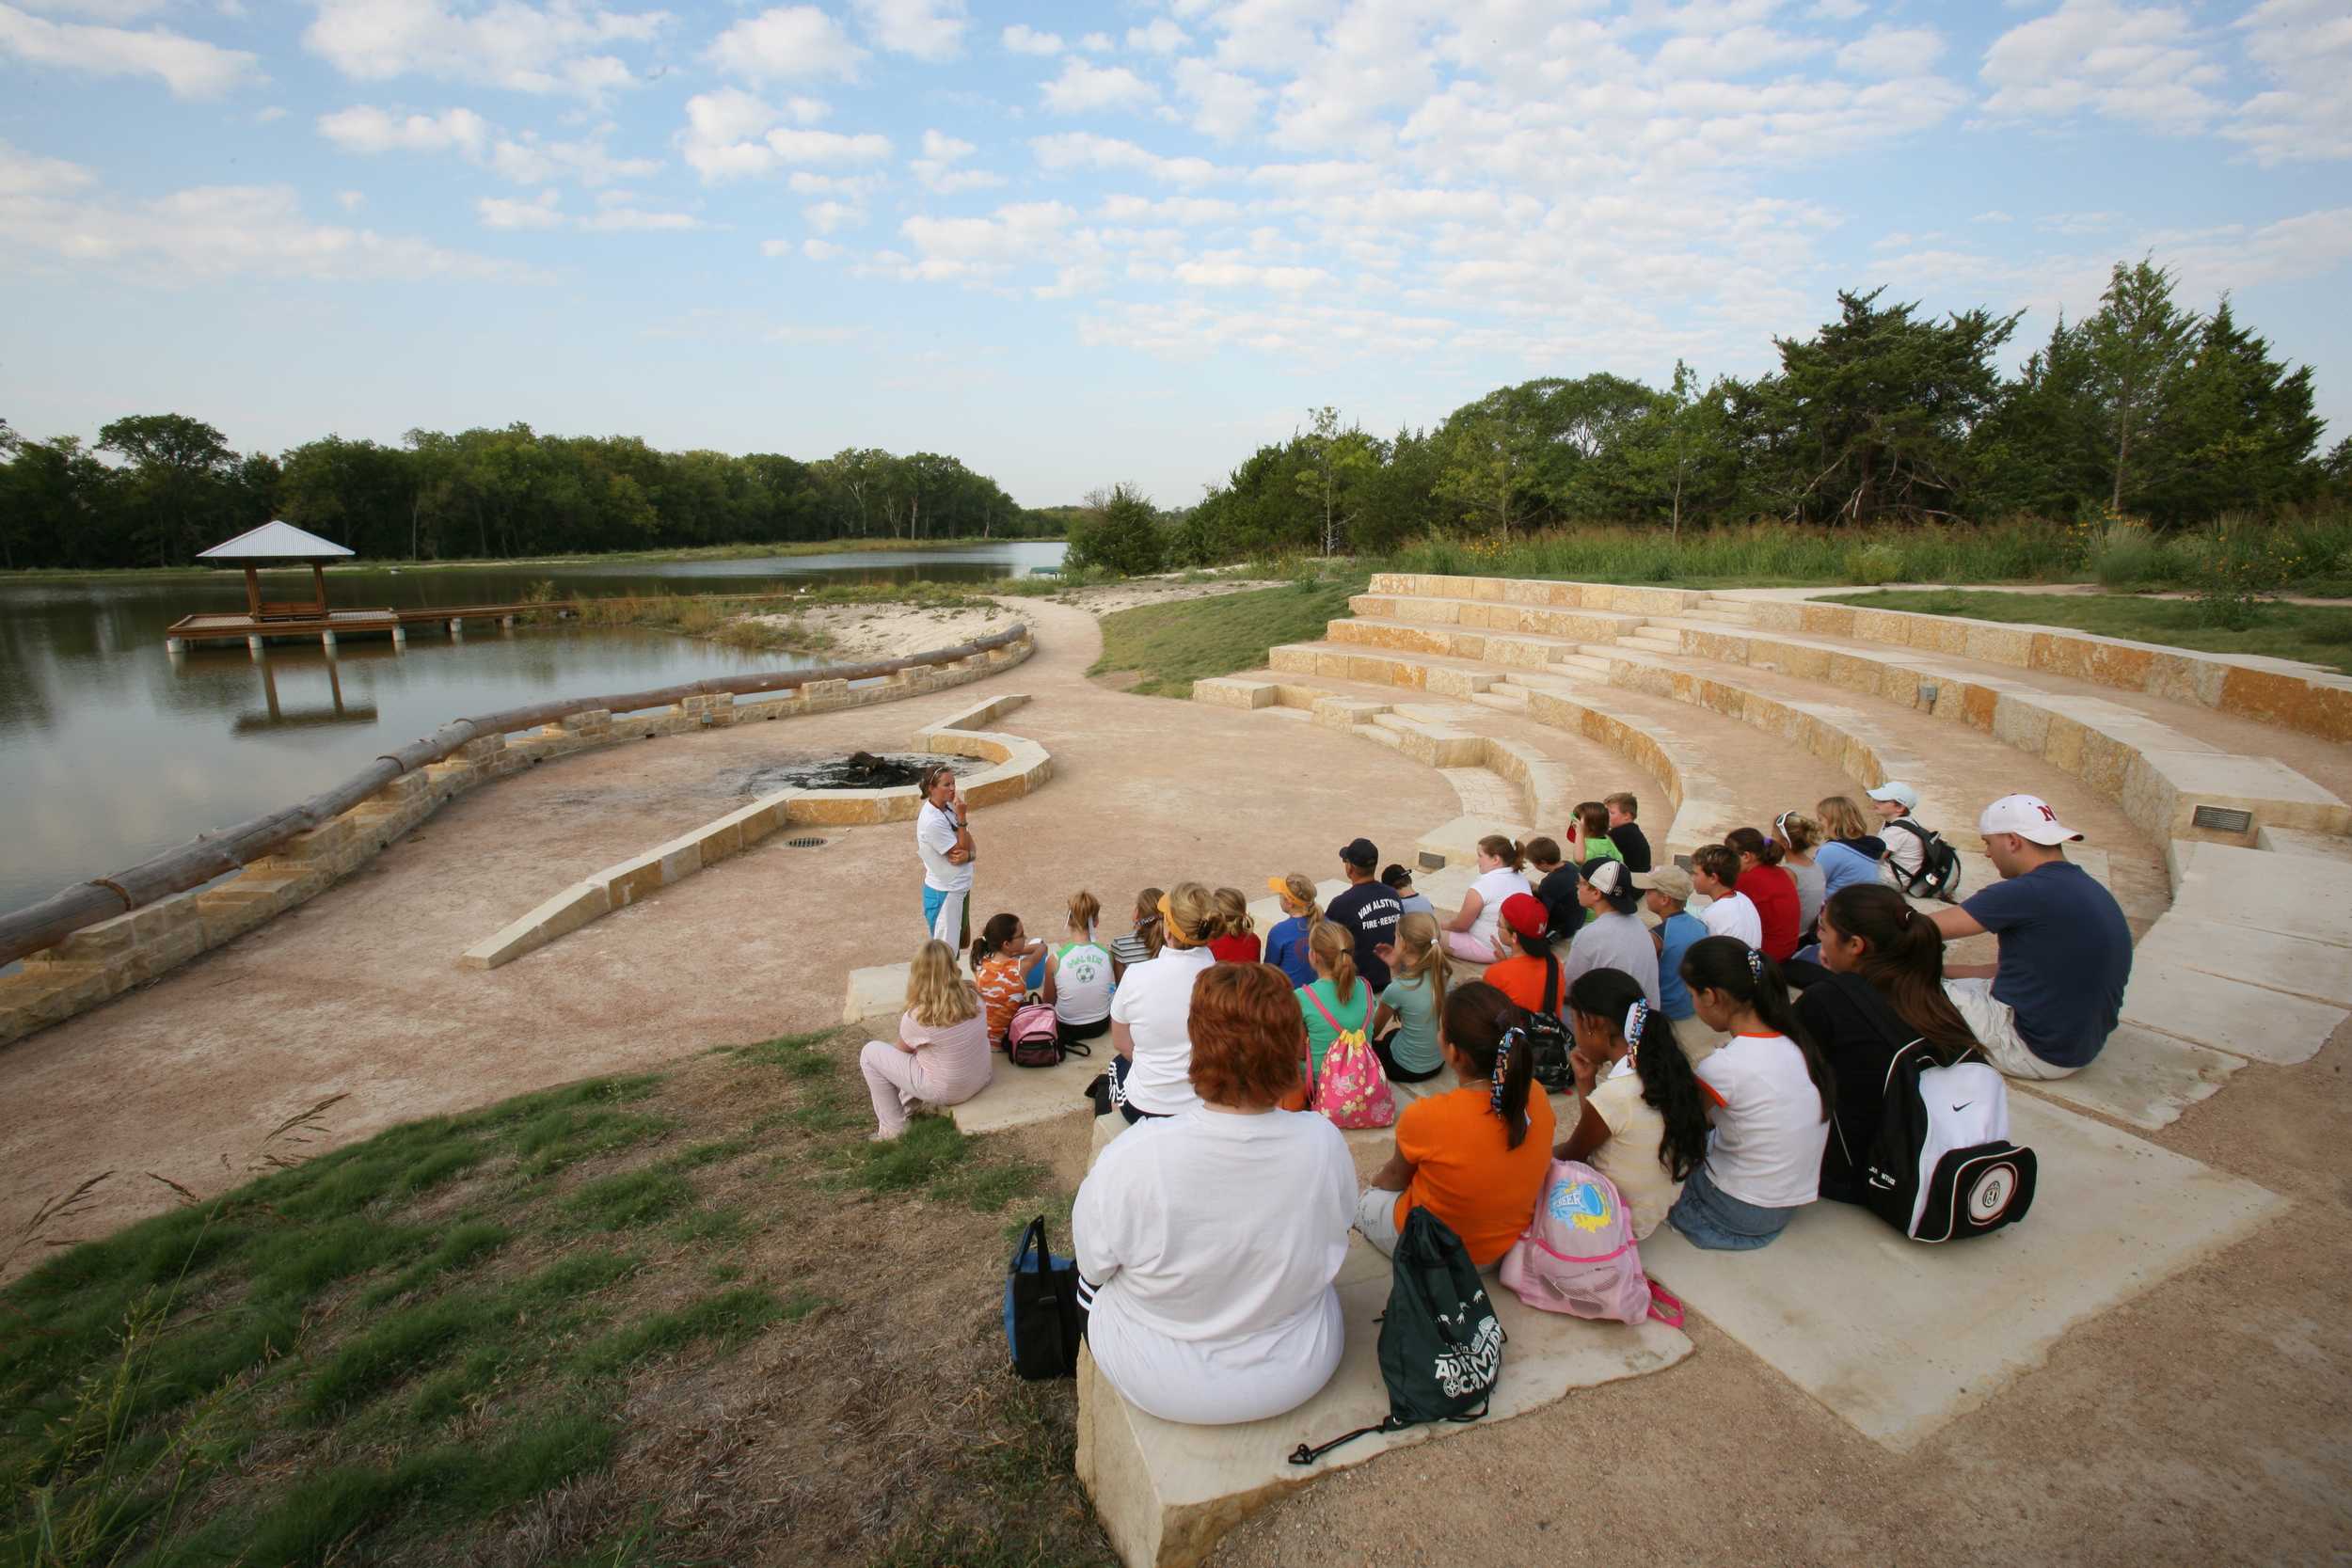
1105,882,1220,1123
1441,835,1533,963
1043,889,1116,1044
1075,961,1359,1424
1665,936,1835,1251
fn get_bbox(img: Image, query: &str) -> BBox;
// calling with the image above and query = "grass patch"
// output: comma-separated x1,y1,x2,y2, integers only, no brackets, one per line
1820,589,2352,676
567,1288,794,1379
562,1170,698,1231
1089,572,1371,697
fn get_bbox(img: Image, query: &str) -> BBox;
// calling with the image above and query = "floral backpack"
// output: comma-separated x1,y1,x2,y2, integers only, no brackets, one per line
1299,985,1396,1131
1500,1159,1683,1327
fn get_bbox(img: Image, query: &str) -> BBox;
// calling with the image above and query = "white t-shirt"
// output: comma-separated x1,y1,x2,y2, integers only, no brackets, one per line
1108,944,1216,1115
1074,1107,1357,1424
1881,816,1926,879
915,800,972,893
1698,890,1761,948
1692,1031,1830,1210
1468,866,1533,948
1052,939,1115,1025
1586,1055,1682,1241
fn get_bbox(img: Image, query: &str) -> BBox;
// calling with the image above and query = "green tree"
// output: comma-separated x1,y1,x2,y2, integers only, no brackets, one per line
1973,315,2108,519
96,413,239,565
2082,258,2199,513
1067,483,1164,576
1606,361,1744,538
1293,406,1376,556
2137,296,2324,523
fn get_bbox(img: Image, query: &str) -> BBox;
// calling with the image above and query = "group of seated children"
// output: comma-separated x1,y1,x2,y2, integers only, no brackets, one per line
1057,785,2134,1432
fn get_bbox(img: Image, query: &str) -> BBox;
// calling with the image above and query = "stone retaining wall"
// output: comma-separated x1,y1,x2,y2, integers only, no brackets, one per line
0,630,1036,1048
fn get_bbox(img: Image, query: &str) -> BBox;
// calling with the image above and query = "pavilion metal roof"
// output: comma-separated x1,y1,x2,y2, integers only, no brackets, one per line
196,520,357,562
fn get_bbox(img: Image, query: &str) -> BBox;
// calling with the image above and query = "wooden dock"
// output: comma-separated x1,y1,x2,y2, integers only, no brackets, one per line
165,601,578,652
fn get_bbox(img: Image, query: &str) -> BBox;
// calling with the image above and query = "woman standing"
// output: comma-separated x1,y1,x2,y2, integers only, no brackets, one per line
1440,835,1533,963
859,941,993,1140
1042,891,1116,1045
1074,962,1357,1425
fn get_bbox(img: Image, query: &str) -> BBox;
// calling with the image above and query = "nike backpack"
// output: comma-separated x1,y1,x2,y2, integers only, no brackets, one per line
1850,1038,2037,1243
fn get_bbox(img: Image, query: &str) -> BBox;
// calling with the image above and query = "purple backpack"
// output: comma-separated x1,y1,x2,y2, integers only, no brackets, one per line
1500,1159,1681,1327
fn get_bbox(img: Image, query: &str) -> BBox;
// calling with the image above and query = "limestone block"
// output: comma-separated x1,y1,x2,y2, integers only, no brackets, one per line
1798,602,1856,638
1266,644,1319,676
1414,814,1534,870
1748,636,1833,681
950,1048,1103,1135
1956,623,2031,669
2119,963,2348,1067
44,911,138,961
554,708,612,735
2256,824,2352,863
458,733,507,764
787,788,916,827
600,852,670,910
1310,695,1386,730
1419,664,1492,698
1190,678,1277,710
2141,651,2225,708
120,924,206,984
2219,666,2352,744
460,880,612,970
2142,750,2351,838
1852,609,1912,645
716,792,796,847
1075,1270,1690,1568
961,770,1029,808
2028,631,2093,682
843,961,912,1023
376,770,431,804
423,758,480,795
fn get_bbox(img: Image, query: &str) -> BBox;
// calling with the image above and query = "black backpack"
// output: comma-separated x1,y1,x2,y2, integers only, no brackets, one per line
1886,818,1963,902
1003,1215,1084,1379
1521,958,1575,1094
1289,1209,1504,1465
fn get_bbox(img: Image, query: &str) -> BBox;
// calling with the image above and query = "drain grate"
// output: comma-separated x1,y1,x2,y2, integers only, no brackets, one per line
785,835,830,848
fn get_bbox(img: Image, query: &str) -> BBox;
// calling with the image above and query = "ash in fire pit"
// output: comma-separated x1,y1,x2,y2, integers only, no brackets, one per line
737,752,960,793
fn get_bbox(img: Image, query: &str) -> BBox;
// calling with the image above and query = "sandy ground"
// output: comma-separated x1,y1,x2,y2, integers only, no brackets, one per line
738,575,1286,664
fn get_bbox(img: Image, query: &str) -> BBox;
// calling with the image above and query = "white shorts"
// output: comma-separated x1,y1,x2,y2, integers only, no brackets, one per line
1355,1185,1403,1256
1943,978,2079,1081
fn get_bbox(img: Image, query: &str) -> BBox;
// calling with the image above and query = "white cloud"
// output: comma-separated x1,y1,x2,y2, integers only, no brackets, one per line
705,5,866,83
479,189,562,228
1806,0,1867,18
2225,0,2352,165
1979,0,2224,133
802,237,842,259
1172,57,1264,141
7,0,169,19
1030,131,1222,185
1126,18,1186,54
1041,57,1158,114
336,188,364,209
999,21,1059,55
0,3,262,97
910,127,1003,192
1173,256,1331,292
1837,24,1941,78
317,103,487,154
581,200,698,230
680,88,890,181
253,103,286,121
1077,30,1110,51
894,198,1077,281
489,130,659,186
1100,193,1242,226
304,0,665,96
852,0,963,60
803,198,864,231
1974,209,2013,223
0,154,536,282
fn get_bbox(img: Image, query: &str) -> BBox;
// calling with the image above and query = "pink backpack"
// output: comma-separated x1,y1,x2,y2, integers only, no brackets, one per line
1299,986,1396,1131
1005,1003,1064,1068
1500,1160,1683,1326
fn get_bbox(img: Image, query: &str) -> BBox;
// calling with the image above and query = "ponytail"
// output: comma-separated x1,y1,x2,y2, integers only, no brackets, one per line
1441,981,1535,1150
1391,911,1451,1018
1307,919,1358,1005
1131,886,1165,960
1566,969,1708,1181
1211,886,1253,939
971,911,1021,973
1725,825,1784,866
1678,936,1835,1123
1068,889,1100,937
1822,885,1978,1065
1478,833,1526,873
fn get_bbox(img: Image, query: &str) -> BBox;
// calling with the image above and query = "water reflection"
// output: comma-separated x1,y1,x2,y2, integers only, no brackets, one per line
0,542,1064,918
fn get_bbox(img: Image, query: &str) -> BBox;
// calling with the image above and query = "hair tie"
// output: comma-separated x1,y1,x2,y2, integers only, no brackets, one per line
1491,1028,1519,1117
1746,947,1763,981
1899,905,1913,927
1624,1000,1648,1052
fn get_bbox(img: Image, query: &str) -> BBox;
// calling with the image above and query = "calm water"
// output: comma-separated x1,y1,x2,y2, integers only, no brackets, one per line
0,543,1065,919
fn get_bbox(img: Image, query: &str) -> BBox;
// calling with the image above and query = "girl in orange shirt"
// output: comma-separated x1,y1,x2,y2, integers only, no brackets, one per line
970,911,1045,1049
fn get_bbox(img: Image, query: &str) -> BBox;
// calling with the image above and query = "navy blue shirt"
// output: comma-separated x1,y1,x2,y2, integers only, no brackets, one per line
1326,881,1404,990
1533,865,1582,941
1960,861,2132,1069
1608,821,1653,873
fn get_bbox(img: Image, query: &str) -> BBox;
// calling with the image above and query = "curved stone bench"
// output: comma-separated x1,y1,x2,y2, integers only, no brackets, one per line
456,692,1051,971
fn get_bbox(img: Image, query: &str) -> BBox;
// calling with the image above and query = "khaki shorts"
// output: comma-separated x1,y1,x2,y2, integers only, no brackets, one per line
1942,978,2079,1081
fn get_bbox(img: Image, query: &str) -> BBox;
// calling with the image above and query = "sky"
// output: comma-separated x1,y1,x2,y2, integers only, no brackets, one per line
2,0,2348,509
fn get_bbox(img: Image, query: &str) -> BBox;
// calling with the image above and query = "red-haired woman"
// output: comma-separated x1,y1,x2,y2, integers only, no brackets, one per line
1073,962,1357,1425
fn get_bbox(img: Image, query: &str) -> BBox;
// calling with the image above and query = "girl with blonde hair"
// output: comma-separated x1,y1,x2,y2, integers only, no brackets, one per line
860,940,991,1140
1295,919,1371,1082
1208,886,1262,964
1109,885,1165,983
1772,810,1827,937
1263,871,1320,987
1106,881,1220,1123
1370,911,1450,1084
1043,890,1115,1045
1441,834,1532,962
1813,796,1886,902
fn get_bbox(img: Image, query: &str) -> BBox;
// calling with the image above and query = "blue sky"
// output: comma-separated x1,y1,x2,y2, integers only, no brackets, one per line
2,0,2347,508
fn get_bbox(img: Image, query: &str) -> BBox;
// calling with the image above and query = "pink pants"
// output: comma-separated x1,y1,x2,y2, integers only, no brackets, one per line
859,1039,986,1136
1441,930,1502,964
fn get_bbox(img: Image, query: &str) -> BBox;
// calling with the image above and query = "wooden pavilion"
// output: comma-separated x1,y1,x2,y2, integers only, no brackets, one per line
198,519,357,621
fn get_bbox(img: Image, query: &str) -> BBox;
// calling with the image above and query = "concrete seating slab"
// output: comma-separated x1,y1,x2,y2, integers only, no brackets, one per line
2168,840,2352,945
842,960,912,1022
1075,1263,1692,1567
1638,1092,2281,1451
2126,916,2352,1008
950,1048,1103,1134
2118,964,2350,1068
2022,1022,2247,1131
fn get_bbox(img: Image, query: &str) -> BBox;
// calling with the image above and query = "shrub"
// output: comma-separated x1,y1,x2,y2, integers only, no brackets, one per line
2091,518,2163,589
1843,542,1903,586
1065,484,1164,578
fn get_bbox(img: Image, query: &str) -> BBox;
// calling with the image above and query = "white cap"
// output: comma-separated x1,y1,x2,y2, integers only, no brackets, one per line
1979,793,2084,846
1866,781,1918,811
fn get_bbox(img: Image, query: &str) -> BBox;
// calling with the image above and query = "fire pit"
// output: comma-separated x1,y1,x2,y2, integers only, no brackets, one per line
736,752,964,793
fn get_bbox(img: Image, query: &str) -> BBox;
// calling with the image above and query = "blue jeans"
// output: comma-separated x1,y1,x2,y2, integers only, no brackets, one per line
1668,1163,1799,1251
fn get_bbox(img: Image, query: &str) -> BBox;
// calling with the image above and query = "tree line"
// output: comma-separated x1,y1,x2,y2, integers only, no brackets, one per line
1070,259,2344,575
0,421,1062,572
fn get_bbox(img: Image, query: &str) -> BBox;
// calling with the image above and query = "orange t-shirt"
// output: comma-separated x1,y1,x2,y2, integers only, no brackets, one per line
1482,953,1560,1017
1393,1083,1558,1267
975,955,1027,1045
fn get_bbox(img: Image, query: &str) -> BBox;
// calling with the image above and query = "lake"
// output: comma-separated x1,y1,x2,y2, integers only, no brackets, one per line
0,541,1066,921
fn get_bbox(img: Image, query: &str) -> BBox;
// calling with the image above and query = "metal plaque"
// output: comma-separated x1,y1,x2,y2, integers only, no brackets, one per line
2191,804,2254,835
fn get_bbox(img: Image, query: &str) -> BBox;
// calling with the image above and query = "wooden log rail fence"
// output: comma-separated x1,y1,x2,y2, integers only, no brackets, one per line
0,623,1031,969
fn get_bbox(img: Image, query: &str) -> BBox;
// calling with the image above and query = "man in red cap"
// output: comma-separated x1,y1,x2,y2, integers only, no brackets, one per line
1930,793,2131,1079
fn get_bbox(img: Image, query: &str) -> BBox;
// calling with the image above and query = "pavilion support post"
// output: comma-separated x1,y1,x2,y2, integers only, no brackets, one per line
311,562,329,614
391,625,406,649
243,565,262,619
321,629,337,652
166,637,187,656
247,635,263,657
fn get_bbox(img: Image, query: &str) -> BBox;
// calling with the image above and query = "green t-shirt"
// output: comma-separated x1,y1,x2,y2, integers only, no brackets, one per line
1376,972,1443,1074
1577,838,1624,925
1296,977,1371,1075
